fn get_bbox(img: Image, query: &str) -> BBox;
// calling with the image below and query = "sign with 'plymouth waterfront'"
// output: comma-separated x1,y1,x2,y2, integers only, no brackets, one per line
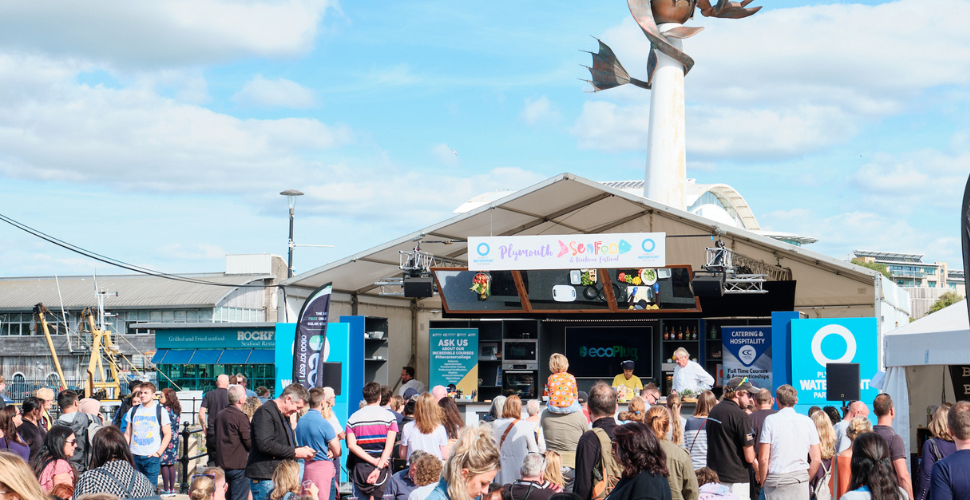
467,232,666,271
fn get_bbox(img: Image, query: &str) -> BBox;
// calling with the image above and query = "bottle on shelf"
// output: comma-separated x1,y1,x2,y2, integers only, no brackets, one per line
692,326,698,340
677,326,683,340
663,327,668,340
710,324,717,339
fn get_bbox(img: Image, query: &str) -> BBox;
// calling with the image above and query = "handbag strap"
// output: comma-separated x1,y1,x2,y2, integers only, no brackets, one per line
500,419,520,449
688,418,708,454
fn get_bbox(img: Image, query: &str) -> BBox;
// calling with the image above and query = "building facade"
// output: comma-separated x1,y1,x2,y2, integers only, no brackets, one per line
850,250,966,319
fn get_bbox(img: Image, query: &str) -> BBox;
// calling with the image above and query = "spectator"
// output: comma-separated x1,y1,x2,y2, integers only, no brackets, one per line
841,433,907,500
833,402,869,453
382,386,403,425
822,408,841,428
233,374,257,399
645,407,699,500
619,396,648,424
608,422,672,500
748,388,777,500
216,385,253,500
493,395,540,485
695,468,738,500
158,388,181,496
386,450,430,500
432,386,448,402
541,387,588,495
426,426,501,500
641,384,662,407
74,426,157,498
671,348,714,396
578,392,590,425
403,397,416,428
408,452,445,500
808,407,823,418
545,354,580,415
484,396,507,424
19,397,46,461
391,396,405,419
705,377,757,500
0,405,29,461
871,394,913,500
245,383,315,500
56,390,93,472
113,381,142,432
930,400,970,500
189,467,229,500
346,382,398,500
831,416,872,500
574,382,620,500
398,367,427,398
0,450,48,500
270,460,316,500
78,399,105,426
401,392,449,460
544,451,565,492
242,398,261,421
256,387,271,405
123,381,171,486
438,397,465,444
0,375,5,408
486,484,510,500
504,453,557,500
199,375,230,466
756,385,820,500
811,411,836,500
525,400,546,453
296,387,342,500
31,425,78,494
35,388,55,431
666,394,686,447
916,405,955,500
685,391,717,469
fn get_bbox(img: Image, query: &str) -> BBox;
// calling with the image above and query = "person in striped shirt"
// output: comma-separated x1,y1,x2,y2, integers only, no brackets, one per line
347,382,399,500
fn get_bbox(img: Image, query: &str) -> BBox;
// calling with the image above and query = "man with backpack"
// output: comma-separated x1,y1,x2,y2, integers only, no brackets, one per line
123,381,172,485
56,389,93,472
574,382,621,500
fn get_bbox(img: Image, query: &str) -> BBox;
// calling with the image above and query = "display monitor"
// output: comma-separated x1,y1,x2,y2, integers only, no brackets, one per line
565,326,653,378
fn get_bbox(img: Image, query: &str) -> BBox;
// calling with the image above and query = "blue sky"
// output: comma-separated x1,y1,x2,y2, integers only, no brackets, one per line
0,0,968,278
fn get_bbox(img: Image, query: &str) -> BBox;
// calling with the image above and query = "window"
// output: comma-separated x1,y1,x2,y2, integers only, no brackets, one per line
46,373,61,388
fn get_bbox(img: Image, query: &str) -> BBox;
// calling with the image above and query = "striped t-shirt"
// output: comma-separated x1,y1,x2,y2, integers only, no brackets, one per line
346,405,399,455
684,416,709,469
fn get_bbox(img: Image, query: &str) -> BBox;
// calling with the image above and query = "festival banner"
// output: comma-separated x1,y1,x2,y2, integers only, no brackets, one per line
962,174,970,328
722,326,772,390
293,283,333,389
468,232,666,271
790,317,878,406
429,328,479,396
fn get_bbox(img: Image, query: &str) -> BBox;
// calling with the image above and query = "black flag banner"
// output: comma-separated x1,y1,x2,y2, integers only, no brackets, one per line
963,176,970,326
293,282,333,389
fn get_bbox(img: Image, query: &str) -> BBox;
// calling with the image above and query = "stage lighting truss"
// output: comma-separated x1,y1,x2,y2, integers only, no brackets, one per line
704,245,769,294
375,246,465,296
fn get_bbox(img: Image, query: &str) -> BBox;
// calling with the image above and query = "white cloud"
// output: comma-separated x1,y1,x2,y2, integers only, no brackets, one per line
156,243,227,261
520,96,560,125
432,143,461,167
232,75,318,109
0,1,332,69
850,147,970,212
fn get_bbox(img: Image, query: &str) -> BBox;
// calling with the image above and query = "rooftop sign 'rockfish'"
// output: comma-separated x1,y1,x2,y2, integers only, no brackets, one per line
468,232,665,271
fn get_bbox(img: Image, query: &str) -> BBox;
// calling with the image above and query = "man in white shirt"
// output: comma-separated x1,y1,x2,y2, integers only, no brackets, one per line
124,381,173,484
833,401,869,452
671,347,714,395
396,366,426,397
757,385,821,500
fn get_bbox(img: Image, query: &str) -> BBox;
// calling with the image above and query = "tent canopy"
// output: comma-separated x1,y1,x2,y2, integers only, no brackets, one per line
885,302,970,367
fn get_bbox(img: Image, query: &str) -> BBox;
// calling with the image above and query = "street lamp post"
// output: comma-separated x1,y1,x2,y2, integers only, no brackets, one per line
281,189,304,278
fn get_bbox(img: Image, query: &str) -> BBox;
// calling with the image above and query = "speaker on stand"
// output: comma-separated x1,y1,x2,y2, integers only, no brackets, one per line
827,362,860,496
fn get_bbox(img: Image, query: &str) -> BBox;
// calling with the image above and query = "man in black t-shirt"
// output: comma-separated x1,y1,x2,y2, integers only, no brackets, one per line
199,374,230,465
873,394,914,500
707,376,757,500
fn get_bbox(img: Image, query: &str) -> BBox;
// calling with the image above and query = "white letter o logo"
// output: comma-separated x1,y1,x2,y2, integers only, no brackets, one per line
811,324,857,366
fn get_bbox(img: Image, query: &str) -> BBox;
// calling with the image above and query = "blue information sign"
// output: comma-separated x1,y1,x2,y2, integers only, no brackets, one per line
722,326,772,391
429,328,479,396
790,317,878,406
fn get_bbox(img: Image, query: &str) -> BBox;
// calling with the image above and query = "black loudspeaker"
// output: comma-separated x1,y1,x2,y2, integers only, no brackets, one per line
826,363,860,402
403,276,434,298
692,273,725,297
323,362,342,395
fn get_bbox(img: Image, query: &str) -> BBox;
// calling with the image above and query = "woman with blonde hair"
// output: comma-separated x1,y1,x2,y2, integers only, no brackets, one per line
426,426,501,500
810,411,837,500
321,387,345,441
0,451,48,500
915,405,955,500
619,396,647,423
543,451,565,492
401,393,449,460
684,390,716,469
645,406,698,500
190,466,228,500
830,416,873,500
665,393,685,446
492,395,539,484
270,460,317,500
242,397,261,421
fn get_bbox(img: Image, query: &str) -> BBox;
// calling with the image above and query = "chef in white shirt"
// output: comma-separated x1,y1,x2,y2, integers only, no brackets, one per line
671,347,714,394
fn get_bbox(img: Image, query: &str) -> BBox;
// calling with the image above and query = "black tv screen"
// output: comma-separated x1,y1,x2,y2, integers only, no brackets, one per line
565,326,653,378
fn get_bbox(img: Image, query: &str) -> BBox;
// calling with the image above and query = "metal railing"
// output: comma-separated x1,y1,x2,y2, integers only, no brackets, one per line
178,422,209,494
4,378,136,404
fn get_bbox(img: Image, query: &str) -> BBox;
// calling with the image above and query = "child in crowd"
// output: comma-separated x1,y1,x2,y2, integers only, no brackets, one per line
696,468,739,500
544,354,580,414
408,453,445,500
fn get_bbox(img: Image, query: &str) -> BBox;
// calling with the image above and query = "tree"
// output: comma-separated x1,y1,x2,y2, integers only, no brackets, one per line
928,291,964,315
850,258,891,279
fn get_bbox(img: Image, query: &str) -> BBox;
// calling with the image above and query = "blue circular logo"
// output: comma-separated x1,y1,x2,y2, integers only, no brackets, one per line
477,242,490,256
641,239,655,252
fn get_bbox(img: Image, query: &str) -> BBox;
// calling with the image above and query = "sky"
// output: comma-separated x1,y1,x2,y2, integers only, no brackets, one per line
0,0,968,279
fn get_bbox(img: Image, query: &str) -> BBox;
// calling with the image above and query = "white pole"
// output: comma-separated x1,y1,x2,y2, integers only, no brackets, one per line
644,24,688,211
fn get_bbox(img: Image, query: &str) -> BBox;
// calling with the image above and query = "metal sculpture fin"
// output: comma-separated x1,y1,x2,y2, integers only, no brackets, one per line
584,38,633,91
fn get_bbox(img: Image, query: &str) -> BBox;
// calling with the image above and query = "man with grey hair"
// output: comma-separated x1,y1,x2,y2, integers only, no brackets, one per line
525,400,546,453
757,385,820,500
216,385,251,500
234,373,257,398
833,401,869,452
671,347,714,395
505,453,556,500
246,383,316,500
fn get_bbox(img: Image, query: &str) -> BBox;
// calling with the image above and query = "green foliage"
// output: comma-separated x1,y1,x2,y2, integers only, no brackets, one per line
850,258,891,279
928,291,965,315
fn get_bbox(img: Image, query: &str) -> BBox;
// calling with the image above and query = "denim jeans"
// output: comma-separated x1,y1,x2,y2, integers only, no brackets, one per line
251,479,274,500
133,455,161,489
226,470,249,500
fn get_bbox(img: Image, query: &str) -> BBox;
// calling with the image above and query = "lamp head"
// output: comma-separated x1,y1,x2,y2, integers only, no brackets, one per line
280,189,304,209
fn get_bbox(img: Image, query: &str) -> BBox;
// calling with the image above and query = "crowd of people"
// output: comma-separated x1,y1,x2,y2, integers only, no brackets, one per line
2,355,970,500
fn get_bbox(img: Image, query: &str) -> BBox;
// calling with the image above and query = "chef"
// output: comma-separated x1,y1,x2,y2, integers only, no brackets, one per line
671,347,714,394
611,360,643,401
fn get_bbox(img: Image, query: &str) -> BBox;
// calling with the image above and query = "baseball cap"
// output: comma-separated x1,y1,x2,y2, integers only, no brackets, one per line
725,376,758,393
620,360,635,371
577,391,589,404
402,388,419,400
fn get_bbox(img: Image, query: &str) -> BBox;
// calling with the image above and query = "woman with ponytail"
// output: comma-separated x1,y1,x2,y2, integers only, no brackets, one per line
840,433,907,500
426,425,501,500
664,394,685,447
619,397,646,424
644,407,698,500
